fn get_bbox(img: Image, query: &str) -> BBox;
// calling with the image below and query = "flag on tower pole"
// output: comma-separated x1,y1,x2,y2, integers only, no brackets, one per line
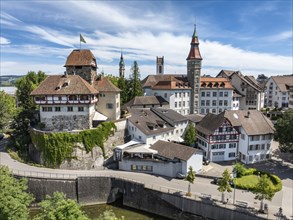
80,34,86,50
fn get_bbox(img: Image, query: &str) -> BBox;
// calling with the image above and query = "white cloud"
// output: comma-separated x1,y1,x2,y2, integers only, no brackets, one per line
0,37,11,45
264,30,293,42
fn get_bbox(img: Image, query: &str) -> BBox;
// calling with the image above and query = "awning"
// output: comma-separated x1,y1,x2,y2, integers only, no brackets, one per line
115,139,142,150
125,144,157,154
93,111,107,121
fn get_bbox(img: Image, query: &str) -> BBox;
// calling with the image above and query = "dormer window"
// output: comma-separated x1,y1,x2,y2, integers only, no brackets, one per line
208,82,213,88
80,95,89,101
35,96,46,101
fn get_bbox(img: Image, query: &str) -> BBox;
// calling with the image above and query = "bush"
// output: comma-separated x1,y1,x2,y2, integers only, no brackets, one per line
234,163,246,177
243,168,257,176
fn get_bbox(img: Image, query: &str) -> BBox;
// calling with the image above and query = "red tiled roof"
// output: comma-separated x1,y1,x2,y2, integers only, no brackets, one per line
64,49,97,67
30,75,98,95
142,74,191,90
93,76,121,92
200,77,234,89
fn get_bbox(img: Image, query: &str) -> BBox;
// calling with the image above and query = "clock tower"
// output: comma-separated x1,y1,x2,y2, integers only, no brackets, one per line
187,25,202,114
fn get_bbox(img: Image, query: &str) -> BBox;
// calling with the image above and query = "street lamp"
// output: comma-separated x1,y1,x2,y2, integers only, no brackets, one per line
233,154,239,205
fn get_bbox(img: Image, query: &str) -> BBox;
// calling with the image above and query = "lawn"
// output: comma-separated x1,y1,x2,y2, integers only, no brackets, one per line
235,175,259,186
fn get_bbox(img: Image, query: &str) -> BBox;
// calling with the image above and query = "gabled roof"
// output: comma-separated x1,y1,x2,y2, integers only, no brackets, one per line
271,76,293,92
185,114,204,124
30,75,98,95
151,107,188,126
142,74,190,90
65,49,96,67
128,108,174,135
196,112,227,135
217,70,235,78
93,76,121,92
123,96,169,109
150,140,198,161
224,110,275,135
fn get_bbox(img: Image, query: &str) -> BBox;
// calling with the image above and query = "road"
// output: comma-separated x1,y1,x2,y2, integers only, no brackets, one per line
1,150,291,220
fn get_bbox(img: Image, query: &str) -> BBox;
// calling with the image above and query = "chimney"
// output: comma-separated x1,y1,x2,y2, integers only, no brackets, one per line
64,71,68,78
245,111,250,118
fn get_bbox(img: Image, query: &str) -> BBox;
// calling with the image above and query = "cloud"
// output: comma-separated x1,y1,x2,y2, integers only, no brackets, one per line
264,30,293,42
0,37,11,45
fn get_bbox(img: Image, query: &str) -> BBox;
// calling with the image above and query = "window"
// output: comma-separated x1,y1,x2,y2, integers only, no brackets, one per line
175,92,177,98
58,96,62,101
67,106,73,112
229,143,236,148
241,134,245,140
219,92,223,97
35,96,46,101
219,100,223,106
206,100,210,106
201,91,205,97
229,152,235,158
261,144,265,150
78,106,84,112
224,92,228,97
179,101,181,107
212,109,216,113
139,136,141,140
183,101,185,107
213,92,217,97
212,100,217,106
224,100,228,106
68,95,77,101
80,95,89,101
249,145,254,151
249,156,253,161
106,103,113,109
206,92,210,97
131,165,137,170
164,93,167,98
153,136,156,140
55,107,61,112
267,143,271,150
219,127,223,132
226,127,232,132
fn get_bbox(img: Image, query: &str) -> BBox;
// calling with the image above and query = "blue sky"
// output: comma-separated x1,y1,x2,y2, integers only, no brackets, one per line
1,0,292,79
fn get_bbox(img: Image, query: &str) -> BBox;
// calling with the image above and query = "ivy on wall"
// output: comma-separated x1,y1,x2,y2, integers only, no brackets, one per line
30,122,116,167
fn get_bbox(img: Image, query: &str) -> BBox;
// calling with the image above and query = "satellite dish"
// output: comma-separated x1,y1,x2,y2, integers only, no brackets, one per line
233,113,238,119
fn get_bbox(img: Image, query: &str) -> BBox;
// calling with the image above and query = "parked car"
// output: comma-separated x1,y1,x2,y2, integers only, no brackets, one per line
203,158,210,165
211,177,234,187
176,172,186,179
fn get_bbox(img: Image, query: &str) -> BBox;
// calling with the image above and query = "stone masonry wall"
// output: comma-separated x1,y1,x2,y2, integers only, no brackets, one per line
66,66,96,85
43,115,89,131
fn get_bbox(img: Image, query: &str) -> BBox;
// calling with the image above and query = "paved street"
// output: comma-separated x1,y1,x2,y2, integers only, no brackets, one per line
1,150,292,220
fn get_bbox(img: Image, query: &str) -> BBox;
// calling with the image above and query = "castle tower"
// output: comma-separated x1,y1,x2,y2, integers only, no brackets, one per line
186,25,202,114
156,56,164,75
119,51,125,78
64,49,97,85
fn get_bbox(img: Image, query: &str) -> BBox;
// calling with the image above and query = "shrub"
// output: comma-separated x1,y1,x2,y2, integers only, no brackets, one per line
234,163,246,177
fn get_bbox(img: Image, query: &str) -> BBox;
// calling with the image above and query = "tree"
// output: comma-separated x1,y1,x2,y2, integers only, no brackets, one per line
128,61,143,100
233,163,246,178
105,74,119,87
0,91,16,131
117,76,128,105
217,169,232,203
0,165,34,220
253,174,275,212
183,122,196,146
275,109,293,153
12,71,46,153
185,166,196,196
34,192,89,220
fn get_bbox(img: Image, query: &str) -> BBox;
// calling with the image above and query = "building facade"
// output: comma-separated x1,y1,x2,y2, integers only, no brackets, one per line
265,76,293,108
218,70,264,110
199,77,237,115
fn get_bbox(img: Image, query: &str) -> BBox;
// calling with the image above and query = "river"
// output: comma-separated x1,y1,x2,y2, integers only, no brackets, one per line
30,199,170,220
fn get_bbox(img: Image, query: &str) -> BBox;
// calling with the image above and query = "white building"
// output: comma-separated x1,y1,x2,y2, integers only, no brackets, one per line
218,70,264,110
196,113,239,162
199,77,239,114
142,75,191,115
127,108,188,145
31,75,99,131
115,140,203,178
265,75,293,109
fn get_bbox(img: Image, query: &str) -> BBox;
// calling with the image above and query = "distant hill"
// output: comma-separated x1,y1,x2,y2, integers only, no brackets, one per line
0,75,24,86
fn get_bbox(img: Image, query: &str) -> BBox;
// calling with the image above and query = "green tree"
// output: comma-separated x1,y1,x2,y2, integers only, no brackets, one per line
0,91,16,131
183,122,196,146
128,61,143,100
275,109,293,153
185,166,196,196
12,71,46,153
105,74,119,87
0,165,34,220
253,174,275,212
233,163,246,178
217,169,232,203
34,192,89,220
117,77,128,105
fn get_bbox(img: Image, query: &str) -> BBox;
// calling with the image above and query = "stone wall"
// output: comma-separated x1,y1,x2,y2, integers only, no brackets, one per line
42,115,89,131
66,66,96,85
24,176,266,220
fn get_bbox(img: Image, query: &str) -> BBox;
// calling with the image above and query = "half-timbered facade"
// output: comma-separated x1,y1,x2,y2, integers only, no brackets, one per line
31,75,99,131
196,113,239,162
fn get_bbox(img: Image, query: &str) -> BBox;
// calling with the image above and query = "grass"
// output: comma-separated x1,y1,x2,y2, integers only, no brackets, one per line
235,175,259,186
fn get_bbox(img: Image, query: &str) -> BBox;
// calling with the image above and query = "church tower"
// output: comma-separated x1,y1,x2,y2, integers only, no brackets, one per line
119,52,125,78
156,56,164,75
186,25,202,114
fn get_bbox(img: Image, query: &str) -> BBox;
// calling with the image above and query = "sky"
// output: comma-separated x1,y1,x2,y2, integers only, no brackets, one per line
0,0,292,80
